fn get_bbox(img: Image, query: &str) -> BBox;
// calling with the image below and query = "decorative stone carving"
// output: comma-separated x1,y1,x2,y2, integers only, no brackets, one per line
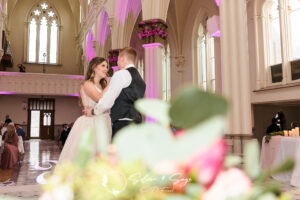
108,17,114,29
138,19,168,44
0,72,83,96
92,40,97,50
175,55,185,72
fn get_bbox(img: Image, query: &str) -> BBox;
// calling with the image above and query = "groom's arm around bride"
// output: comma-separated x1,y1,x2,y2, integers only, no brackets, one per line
85,47,146,138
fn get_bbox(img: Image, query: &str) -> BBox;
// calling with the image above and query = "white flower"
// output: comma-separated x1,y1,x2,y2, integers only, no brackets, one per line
52,185,74,200
202,168,252,200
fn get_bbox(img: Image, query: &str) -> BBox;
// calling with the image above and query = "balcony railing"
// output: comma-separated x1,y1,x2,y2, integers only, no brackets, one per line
0,72,84,96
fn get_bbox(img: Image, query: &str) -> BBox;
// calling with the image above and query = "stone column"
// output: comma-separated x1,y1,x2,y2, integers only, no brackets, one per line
139,19,168,99
219,0,252,135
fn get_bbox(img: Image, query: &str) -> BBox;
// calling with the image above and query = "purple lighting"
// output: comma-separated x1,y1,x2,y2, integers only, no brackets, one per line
215,0,221,6
212,30,221,37
86,29,95,62
68,94,80,97
97,8,111,45
65,75,84,79
115,0,141,25
142,43,162,48
0,91,17,95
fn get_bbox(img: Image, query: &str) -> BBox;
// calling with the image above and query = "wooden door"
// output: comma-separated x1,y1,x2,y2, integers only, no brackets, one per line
28,99,55,139
40,111,54,139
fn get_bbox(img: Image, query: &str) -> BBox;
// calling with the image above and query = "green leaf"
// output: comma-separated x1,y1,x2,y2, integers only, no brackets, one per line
185,183,204,198
135,99,171,126
261,182,281,195
74,128,94,169
113,116,225,168
224,155,242,168
244,140,261,178
169,87,228,129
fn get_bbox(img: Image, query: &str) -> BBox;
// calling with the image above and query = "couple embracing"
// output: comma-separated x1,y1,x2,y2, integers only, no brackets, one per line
58,47,146,163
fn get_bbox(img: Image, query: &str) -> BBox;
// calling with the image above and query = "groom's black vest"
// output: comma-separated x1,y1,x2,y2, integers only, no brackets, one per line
110,67,146,123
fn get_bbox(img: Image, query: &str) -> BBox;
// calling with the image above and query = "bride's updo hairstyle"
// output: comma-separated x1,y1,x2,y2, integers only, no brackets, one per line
85,57,108,89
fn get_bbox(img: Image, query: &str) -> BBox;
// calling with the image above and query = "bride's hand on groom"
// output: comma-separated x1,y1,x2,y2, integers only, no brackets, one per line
83,106,93,117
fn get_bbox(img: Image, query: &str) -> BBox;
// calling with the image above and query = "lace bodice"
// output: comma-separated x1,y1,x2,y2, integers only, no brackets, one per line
80,85,102,108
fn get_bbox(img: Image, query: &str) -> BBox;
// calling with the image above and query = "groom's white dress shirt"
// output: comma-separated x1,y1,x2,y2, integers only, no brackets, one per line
94,64,135,119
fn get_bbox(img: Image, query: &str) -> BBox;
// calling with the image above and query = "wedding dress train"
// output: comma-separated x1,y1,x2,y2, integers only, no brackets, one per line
58,86,112,164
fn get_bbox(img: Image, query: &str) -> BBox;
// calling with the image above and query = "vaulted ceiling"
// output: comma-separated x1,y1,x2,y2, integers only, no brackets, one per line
7,0,80,22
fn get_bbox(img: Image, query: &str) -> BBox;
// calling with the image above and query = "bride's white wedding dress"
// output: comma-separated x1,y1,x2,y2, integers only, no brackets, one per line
58,86,112,164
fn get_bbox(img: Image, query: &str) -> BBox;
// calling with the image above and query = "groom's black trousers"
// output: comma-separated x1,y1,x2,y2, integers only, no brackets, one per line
112,120,130,138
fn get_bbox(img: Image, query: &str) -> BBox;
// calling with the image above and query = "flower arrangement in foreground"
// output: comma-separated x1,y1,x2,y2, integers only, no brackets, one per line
38,87,294,200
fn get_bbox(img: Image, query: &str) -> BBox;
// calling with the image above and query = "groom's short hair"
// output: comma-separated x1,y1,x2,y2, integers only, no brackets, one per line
119,47,137,62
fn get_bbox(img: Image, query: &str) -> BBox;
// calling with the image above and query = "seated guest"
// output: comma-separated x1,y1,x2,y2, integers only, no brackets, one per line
1,122,7,140
1,124,19,169
0,121,3,135
4,115,12,124
266,118,281,135
60,124,69,146
15,124,25,141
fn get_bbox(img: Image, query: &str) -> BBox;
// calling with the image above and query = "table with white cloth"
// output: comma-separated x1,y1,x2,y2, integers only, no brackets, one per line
261,136,300,187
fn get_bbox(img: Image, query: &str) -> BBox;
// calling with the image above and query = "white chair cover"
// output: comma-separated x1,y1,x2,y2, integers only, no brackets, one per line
18,136,25,154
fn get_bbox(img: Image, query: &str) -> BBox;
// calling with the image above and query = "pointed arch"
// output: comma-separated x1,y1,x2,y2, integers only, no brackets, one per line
26,0,61,64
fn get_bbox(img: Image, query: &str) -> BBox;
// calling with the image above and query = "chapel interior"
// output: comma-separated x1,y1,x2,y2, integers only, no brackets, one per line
1,0,300,199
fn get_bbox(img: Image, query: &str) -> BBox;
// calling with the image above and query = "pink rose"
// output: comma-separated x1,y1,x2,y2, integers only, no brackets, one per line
186,139,226,188
202,168,252,200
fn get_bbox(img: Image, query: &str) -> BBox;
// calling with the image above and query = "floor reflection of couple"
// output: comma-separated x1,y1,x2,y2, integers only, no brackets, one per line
58,47,146,164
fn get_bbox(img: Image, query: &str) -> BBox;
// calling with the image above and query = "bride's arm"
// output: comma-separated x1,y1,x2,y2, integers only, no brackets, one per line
83,81,103,102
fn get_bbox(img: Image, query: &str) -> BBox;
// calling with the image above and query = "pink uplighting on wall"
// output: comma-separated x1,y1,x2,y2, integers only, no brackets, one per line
97,8,111,46
215,0,221,6
86,29,95,62
207,15,221,38
65,75,84,79
212,30,221,37
0,72,20,75
0,92,17,95
86,5,94,20
142,43,163,48
68,94,80,97
115,0,141,25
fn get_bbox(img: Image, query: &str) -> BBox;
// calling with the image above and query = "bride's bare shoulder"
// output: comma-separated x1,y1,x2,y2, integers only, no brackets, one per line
82,80,94,89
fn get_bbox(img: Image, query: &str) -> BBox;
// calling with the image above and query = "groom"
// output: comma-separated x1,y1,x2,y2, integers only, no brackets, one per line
85,47,146,138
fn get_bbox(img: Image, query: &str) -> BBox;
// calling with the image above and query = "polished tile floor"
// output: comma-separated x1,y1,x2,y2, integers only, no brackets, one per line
1,140,300,199
0,139,60,199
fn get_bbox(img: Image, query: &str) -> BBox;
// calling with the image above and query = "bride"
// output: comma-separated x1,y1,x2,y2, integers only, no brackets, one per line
58,57,112,164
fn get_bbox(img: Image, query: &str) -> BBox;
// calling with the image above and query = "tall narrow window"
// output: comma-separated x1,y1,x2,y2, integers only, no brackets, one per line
27,1,60,64
39,16,48,63
162,44,171,101
197,25,216,92
28,18,37,62
209,36,216,92
269,0,282,65
50,20,58,63
289,0,300,60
